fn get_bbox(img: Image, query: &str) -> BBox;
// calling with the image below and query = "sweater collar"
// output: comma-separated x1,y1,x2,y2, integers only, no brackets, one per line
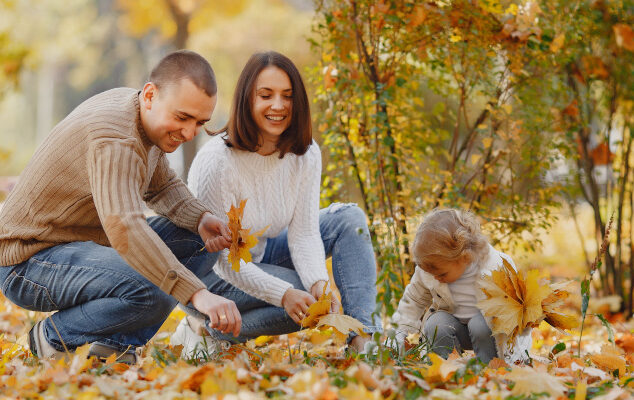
134,91,153,150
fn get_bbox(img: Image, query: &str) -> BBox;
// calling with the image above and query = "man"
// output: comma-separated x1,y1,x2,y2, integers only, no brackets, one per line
0,50,241,363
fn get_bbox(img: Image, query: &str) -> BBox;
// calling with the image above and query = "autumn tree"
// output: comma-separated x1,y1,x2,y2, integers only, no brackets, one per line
116,0,247,179
536,0,634,314
0,2,29,181
310,0,566,314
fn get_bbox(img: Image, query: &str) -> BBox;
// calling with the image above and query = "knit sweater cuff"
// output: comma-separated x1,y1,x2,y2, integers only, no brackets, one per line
262,277,294,308
170,267,207,305
175,199,210,233
298,268,330,295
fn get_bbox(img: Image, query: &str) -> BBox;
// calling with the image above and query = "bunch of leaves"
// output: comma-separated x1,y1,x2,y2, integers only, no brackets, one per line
478,259,577,343
300,285,368,342
226,199,268,272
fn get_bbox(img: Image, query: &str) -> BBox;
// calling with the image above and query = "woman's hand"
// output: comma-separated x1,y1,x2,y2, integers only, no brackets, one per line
310,280,341,313
191,289,241,337
281,288,316,324
197,212,232,253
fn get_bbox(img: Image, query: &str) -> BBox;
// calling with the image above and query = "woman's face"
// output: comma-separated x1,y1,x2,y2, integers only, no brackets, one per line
251,66,293,145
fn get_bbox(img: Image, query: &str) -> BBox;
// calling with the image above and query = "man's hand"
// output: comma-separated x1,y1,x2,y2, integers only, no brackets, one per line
198,212,232,253
191,289,241,337
282,288,316,325
310,280,341,313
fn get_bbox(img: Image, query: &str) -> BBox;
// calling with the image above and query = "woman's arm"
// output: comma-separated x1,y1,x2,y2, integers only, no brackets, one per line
188,142,300,307
286,144,330,292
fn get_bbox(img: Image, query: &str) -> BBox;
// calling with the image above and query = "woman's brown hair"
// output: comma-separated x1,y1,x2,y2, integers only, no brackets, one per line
212,51,312,157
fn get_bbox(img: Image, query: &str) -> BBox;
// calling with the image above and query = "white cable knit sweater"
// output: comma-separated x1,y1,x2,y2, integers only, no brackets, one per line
188,135,329,307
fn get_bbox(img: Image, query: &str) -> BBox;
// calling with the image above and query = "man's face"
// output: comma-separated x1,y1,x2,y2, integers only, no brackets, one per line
140,79,216,153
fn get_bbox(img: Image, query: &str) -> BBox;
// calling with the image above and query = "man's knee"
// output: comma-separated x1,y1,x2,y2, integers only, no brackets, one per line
124,281,176,317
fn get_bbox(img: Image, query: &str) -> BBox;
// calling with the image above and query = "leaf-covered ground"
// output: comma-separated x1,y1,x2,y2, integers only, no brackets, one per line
1,292,633,399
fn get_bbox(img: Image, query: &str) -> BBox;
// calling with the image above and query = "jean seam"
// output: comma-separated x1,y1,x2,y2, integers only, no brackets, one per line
4,271,60,310
27,258,150,294
25,259,156,346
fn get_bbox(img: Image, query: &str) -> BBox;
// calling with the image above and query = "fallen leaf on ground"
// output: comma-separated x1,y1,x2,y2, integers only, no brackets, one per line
506,366,567,398
316,314,367,341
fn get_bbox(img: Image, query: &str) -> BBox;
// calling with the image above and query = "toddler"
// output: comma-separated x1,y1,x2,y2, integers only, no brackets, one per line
392,209,531,363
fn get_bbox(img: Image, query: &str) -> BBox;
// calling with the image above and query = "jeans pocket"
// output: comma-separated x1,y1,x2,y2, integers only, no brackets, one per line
1,271,59,312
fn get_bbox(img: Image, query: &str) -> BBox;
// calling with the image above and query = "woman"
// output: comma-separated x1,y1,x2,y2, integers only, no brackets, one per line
172,51,379,358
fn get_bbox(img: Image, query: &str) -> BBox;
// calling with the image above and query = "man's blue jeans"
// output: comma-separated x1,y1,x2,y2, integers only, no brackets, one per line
0,203,378,352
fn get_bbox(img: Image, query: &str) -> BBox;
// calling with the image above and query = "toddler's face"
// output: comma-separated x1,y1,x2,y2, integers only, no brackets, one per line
421,257,470,283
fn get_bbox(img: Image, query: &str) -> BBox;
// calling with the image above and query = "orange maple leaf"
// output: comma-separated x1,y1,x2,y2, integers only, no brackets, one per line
226,199,268,272
478,260,576,343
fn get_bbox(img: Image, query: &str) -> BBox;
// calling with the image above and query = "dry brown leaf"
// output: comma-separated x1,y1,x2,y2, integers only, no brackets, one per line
506,366,567,398
616,334,634,353
488,357,509,369
353,362,379,390
315,314,368,340
590,352,626,377
614,24,634,51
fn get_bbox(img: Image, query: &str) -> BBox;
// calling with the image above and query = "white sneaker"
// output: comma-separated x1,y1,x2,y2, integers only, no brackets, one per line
171,316,230,360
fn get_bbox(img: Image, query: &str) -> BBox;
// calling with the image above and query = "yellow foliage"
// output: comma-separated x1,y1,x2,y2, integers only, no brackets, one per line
226,199,268,272
116,0,247,42
478,260,576,342
301,287,332,328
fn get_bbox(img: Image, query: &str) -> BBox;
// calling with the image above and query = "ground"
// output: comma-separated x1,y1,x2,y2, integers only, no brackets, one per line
0,291,633,399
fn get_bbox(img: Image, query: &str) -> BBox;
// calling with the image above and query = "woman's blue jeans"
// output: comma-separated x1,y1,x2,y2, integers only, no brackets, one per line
0,203,378,352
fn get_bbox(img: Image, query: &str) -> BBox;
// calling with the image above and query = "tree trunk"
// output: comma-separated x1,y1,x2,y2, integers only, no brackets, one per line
166,0,195,181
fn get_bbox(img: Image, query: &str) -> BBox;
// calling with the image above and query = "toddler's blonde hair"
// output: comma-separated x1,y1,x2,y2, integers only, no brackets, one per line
412,208,489,269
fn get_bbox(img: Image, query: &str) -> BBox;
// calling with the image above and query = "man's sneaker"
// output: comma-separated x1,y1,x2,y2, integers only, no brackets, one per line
28,320,67,360
88,343,138,365
171,316,230,360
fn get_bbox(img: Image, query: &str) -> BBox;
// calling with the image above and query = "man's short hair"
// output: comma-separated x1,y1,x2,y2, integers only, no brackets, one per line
149,50,217,96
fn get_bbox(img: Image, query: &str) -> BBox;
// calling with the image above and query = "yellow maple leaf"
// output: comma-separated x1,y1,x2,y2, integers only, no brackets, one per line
478,260,552,340
301,291,332,328
226,199,268,272
423,353,459,383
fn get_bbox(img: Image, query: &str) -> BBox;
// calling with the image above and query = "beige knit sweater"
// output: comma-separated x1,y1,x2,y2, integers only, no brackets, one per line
0,88,208,304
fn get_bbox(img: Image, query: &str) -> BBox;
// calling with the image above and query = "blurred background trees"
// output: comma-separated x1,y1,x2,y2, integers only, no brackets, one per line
0,0,632,316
